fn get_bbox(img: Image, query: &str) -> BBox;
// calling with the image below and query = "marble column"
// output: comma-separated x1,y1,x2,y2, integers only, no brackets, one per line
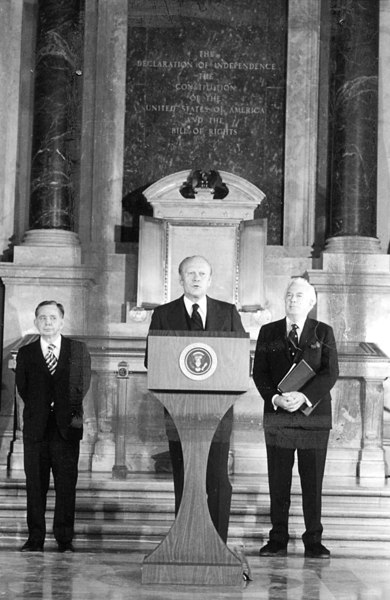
325,0,381,253
283,0,321,249
23,0,83,249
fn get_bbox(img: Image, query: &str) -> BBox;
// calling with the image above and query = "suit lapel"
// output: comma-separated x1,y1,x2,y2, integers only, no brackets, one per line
288,318,316,364
53,336,70,379
284,318,318,364
276,318,293,363
32,339,49,372
299,318,316,349
164,296,223,331
166,297,190,330
205,297,223,330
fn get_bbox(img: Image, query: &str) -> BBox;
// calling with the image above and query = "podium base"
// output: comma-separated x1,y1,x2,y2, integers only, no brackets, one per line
142,561,243,586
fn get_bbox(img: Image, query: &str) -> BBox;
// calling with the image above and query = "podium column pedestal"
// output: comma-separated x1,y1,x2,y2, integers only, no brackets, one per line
142,393,243,586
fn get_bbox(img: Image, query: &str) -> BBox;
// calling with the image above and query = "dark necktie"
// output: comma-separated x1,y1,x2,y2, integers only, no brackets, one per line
45,343,58,375
191,303,204,330
288,323,299,359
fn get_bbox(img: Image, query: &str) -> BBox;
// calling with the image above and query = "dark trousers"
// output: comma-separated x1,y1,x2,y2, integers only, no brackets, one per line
23,414,80,545
266,441,328,546
168,436,232,544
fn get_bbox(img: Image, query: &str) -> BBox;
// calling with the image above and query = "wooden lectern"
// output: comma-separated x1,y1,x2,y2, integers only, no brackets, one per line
142,331,250,586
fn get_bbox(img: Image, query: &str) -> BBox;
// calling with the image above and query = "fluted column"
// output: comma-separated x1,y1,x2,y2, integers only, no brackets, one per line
325,0,380,253
24,0,83,249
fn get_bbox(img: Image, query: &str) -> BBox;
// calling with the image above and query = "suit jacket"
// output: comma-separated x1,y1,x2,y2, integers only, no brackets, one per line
253,317,339,431
146,295,245,441
15,336,91,442
148,295,245,334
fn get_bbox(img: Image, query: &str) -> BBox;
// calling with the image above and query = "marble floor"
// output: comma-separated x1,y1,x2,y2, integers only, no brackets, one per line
1,548,389,600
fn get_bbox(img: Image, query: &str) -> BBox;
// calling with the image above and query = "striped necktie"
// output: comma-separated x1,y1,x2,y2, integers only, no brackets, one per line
45,343,58,375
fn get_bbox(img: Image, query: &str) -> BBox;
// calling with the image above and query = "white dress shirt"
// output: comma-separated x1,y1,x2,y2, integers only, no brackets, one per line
286,317,306,342
40,334,62,360
183,295,207,328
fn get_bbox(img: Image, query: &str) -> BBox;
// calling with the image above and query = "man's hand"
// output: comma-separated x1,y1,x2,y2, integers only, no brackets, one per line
274,391,307,412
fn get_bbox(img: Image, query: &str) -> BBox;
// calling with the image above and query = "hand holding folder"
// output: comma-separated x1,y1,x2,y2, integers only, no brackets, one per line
277,359,316,416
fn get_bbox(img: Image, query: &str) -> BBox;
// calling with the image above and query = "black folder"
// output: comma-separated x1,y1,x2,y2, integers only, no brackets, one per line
277,359,316,416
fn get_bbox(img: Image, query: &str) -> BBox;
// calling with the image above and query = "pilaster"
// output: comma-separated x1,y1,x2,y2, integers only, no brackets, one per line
283,0,321,246
0,0,25,256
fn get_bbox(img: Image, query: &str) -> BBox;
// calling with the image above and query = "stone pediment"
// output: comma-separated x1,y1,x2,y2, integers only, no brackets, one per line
144,170,265,222
137,170,267,308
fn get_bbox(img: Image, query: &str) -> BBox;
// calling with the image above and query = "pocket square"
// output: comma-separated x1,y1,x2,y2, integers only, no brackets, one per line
309,341,321,349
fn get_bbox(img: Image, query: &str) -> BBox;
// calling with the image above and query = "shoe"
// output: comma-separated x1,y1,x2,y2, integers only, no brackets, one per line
20,540,44,552
57,542,75,553
304,542,330,559
259,541,287,556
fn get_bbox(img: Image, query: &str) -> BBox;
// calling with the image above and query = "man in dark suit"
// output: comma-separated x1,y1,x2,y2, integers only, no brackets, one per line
147,255,245,543
253,277,339,559
16,300,91,552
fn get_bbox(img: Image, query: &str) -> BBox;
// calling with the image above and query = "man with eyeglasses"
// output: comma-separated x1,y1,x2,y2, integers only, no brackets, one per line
15,300,91,553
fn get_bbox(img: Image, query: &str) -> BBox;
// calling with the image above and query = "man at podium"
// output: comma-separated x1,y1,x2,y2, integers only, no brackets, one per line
146,255,245,543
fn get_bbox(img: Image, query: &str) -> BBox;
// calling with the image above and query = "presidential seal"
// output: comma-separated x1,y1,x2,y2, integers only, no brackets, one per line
179,342,218,381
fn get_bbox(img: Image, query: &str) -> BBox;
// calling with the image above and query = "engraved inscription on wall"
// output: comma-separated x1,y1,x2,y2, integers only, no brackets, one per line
123,0,287,244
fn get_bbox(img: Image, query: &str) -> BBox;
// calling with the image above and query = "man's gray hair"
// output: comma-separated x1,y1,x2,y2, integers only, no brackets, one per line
285,277,317,305
178,256,212,276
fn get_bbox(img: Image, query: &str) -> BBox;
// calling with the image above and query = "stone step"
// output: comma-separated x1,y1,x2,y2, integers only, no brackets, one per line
2,497,390,522
1,501,389,522
2,521,390,557
2,516,389,539
1,514,388,540
2,475,390,499
1,473,389,555
2,478,390,519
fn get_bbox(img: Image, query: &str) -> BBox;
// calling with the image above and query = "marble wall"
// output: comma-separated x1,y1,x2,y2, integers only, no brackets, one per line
123,0,287,245
1,0,390,482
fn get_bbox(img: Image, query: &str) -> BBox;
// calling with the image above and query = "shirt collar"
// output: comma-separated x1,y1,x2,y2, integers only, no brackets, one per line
286,317,306,337
183,295,207,322
40,334,62,357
